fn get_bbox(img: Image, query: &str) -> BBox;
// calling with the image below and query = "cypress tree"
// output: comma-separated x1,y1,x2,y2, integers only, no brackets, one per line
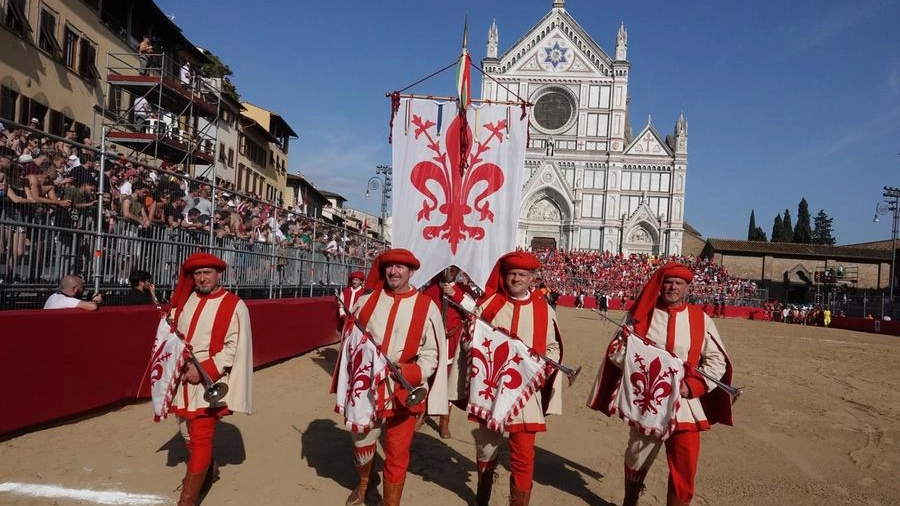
772,214,784,242
748,210,757,241
793,198,813,243
782,209,793,242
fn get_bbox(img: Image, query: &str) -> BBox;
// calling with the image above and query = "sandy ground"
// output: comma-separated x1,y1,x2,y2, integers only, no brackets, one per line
2,307,900,506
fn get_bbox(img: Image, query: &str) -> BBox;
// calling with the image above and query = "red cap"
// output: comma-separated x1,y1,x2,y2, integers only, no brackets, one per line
483,251,542,299
364,248,420,290
348,271,365,283
170,252,227,310
629,261,694,329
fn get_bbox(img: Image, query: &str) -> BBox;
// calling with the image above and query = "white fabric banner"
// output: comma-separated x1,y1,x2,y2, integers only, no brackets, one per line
466,318,551,432
149,317,186,422
610,331,685,440
391,99,529,289
334,322,389,433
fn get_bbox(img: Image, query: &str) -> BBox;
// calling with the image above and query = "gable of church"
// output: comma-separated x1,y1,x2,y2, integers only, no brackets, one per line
498,11,613,77
625,126,672,157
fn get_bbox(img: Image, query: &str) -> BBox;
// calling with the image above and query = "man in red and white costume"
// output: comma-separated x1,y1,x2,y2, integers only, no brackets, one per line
344,248,447,506
170,252,253,506
448,251,563,506
587,262,733,506
338,270,365,328
420,265,479,439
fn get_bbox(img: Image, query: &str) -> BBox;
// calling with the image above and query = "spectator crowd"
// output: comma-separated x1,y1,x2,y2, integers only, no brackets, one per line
533,249,760,306
0,119,386,287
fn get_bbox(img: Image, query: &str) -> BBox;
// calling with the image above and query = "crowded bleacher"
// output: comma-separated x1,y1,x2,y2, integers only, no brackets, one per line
0,119,387,307
534,249,760,306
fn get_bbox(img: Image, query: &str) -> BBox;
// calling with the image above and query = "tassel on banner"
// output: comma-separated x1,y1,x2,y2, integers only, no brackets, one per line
388,91,401,144
404,99,410,136
474,108,480,143
505,106,510,135
458,110,470,176
436,103,444,136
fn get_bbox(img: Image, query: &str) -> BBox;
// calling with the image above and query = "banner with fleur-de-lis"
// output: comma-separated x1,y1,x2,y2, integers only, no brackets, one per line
466,318,551,432
391,98,528,289
611,331,685,440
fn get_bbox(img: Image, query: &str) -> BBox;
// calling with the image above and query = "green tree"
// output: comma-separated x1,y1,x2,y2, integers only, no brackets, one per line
747,210,757,240
782,209,793,242
747,210,767,241
793,198,812,243
811,210,837,245
201,51,233,79
201,50,241,101
772,214,785,242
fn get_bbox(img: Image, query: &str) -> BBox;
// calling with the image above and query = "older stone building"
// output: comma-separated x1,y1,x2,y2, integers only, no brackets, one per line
481,0,687,254
701,239,893,303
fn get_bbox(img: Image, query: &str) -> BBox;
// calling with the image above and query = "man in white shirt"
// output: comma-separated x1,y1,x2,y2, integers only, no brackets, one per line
44,275,102,310
119,168,138,196
133,96,152,131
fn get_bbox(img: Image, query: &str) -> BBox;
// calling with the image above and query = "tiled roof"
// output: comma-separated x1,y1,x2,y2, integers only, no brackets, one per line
705,238,892,261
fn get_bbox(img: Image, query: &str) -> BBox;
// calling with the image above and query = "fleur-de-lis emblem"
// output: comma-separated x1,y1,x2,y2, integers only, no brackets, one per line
469,336,523,401
409,114,507,253
346,341,374,407
629,353,679,415
149,347,171,385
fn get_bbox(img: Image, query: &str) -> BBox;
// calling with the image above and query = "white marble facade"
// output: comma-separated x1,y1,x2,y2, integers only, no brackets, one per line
480,0,687,255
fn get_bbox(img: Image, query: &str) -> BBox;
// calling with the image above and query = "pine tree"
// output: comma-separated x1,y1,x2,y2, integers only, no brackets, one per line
811,210,837,245
772,214,785,242
754,227,768,242
782,209,793,242
793,198,812,243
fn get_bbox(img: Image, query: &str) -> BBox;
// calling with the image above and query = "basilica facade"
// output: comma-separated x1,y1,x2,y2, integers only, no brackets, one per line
480,0,688,255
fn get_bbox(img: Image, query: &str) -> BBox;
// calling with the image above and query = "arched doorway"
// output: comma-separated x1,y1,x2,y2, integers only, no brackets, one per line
531,236,557,251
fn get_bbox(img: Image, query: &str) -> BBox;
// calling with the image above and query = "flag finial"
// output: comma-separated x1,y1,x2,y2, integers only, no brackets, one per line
457,16,472,112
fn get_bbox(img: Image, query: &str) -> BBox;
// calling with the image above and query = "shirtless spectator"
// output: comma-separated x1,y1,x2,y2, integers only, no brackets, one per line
138,35,155,75
25,165,71,209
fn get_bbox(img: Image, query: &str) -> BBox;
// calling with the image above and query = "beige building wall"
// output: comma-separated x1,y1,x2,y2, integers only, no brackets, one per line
0,0,138,136
241,102,290,201
712,253,889,290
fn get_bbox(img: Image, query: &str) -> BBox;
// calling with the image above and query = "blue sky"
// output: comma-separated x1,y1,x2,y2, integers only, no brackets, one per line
155,0,900,245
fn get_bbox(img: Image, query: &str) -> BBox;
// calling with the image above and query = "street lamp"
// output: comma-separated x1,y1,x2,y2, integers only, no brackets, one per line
873,185,900,314
365,164,392,238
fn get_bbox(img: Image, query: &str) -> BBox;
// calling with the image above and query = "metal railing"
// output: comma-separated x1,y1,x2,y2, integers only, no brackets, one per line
0,206,371,309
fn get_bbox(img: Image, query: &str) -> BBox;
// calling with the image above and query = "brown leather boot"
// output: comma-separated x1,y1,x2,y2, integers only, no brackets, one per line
177,470,207,506
200,459,220,495
508,477,531,506
438,415,451,439
475,461,497,506
346,460,375,506
623,478,645,506
380,478,405,506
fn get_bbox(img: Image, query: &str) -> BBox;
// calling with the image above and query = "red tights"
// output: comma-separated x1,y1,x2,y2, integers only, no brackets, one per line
186,416,218,473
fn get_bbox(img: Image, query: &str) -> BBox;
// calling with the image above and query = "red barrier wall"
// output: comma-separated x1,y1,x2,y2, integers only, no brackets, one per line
0,297,338,438
830,316,900,336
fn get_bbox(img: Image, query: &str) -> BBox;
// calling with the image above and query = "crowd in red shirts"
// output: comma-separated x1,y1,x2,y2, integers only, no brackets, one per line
533,250,759,305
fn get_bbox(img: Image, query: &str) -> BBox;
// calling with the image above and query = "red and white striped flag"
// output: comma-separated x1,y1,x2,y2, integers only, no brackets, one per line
456,19,471,111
